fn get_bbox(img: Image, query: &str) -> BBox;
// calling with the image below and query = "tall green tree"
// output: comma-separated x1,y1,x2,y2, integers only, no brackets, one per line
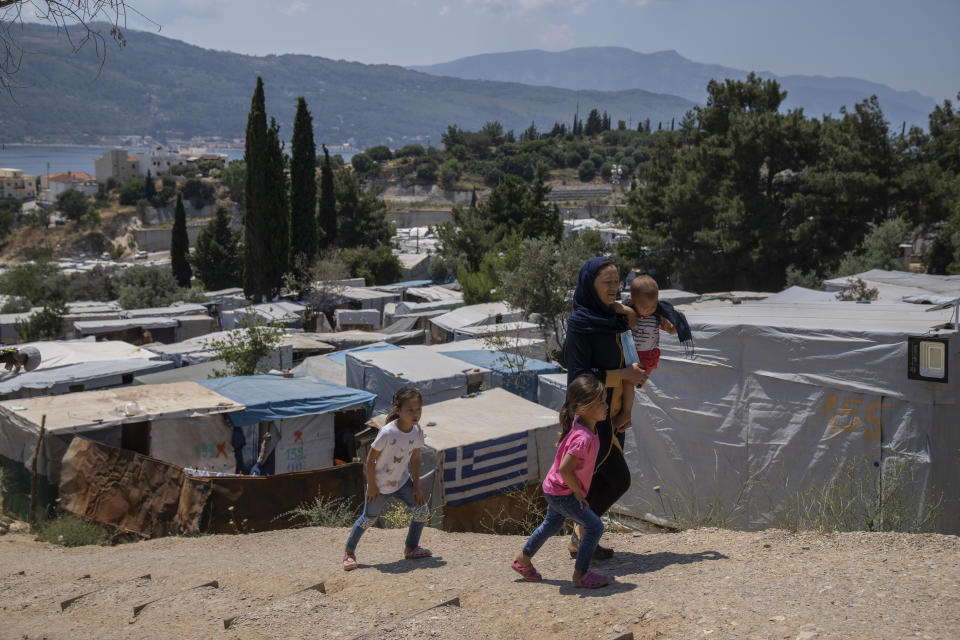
290,96,318,280
243,76,270,300
191,205,242,290
318,144,337,249
262,117,290,298
144,170,156,203
170,192,191,287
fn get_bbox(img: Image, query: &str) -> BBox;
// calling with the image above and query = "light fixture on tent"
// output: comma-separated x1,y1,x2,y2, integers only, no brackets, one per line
908,336,949,383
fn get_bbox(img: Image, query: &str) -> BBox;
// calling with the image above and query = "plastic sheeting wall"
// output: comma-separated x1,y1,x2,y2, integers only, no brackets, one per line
149,414,247,474
619,324,960,533
272,413,335,473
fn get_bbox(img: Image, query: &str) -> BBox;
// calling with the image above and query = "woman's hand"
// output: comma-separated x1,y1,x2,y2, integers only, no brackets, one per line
622,362,648,386
366,482,380,502
413,484,426,506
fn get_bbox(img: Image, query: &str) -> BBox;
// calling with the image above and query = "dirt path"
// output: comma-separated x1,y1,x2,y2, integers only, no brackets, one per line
1,526,957,639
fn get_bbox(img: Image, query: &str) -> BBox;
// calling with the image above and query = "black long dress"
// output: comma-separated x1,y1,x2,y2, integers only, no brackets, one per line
563,330,632,518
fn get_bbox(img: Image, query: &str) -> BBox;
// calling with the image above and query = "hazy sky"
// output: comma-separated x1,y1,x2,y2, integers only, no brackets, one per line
116,0,958,102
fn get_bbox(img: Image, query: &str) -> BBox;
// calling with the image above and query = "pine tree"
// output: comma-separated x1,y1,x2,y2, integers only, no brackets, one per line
290,96,318,282
318,144,337,250
262,117,290,298
243,76,269,300
191,204,242,290
170,192,191,287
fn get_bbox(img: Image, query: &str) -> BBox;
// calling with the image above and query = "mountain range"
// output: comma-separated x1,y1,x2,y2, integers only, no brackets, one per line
0,27,937,149
0,25,693,147
410,47,937,131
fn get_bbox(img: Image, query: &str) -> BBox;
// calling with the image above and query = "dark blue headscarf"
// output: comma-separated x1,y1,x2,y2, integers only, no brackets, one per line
567,257,628,335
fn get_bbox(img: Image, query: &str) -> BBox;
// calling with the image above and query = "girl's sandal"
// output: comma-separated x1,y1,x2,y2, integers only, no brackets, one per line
342,554,358,571
511,559,542,581
404,546,433,560
573,570,610,589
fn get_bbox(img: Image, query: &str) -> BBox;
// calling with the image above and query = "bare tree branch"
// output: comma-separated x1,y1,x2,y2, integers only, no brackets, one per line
0,0,153,92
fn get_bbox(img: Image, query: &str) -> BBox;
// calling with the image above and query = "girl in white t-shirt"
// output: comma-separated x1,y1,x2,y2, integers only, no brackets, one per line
342,387,432,571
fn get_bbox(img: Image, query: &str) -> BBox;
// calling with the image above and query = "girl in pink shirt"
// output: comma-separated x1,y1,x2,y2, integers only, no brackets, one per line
511,375,610,589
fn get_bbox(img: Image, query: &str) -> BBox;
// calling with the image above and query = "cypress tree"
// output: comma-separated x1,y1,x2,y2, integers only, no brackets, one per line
191,204,241,290
290,96,318,279
170,192,191,287
144,169,156,203
318,144,337,249
262,117,290,298
243,76,269,301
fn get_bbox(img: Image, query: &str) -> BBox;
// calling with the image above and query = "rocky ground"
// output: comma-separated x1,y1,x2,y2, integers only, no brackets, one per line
0,524,957,640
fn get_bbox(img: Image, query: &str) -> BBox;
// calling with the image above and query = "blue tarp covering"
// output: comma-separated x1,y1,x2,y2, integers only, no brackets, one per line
198,374,377,427
327,342,404,366
439,350,562,402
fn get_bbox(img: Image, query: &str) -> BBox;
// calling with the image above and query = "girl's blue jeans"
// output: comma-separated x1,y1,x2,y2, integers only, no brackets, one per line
522,492,604,573
345,477,429,552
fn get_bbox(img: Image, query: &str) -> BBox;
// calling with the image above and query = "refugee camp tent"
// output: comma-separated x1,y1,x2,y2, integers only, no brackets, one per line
335,308,382,331
221,301,305,330
345,345,492,412
0,381,242,520
372,388,560,532
439,337,549,362
429,302,521,344
452,321,541,342
293,343,407,386
617,301,960,533
439,349,562,403
134,359,225,385
122,303,208,318
759,286,839,303
197,375,376,474
73,317,180,343
0,340,173,399
537,373,568,411
403,285,463,306
340,286,400,315
822,269,960,298
0,375,377,520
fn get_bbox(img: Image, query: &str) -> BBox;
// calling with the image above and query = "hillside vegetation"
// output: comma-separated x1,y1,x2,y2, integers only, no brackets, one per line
0,24,694,147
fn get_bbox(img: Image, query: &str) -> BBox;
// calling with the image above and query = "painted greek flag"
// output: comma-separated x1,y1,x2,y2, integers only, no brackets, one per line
442,432,531,507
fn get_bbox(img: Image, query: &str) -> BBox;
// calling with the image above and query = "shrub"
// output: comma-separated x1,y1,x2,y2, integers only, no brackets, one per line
577,160,596,182
118,176,146,205
415,160,438,182
341,245,402,286
35,514,110,547
350,152,375,174
395,144,426,158
365,145,393,162
277,495,360,528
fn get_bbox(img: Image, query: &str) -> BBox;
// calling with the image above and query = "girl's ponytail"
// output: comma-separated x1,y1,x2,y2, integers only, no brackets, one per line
557,402,575,445
557,375,605,445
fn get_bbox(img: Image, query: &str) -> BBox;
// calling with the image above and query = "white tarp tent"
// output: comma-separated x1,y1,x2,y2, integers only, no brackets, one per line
430,302,520,341
617,301,960,533
0,340,174,399
335,308,382,330
345,345,492,412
